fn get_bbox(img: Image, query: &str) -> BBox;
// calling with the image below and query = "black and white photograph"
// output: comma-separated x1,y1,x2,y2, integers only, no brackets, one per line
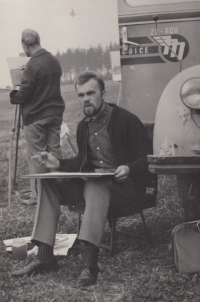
0,0,200,301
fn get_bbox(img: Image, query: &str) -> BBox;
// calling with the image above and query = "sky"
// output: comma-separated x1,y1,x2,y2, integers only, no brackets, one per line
1,0,195,87
0,0,119,88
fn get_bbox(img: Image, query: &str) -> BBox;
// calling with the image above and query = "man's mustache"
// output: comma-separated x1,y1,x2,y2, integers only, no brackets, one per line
84,102,93,108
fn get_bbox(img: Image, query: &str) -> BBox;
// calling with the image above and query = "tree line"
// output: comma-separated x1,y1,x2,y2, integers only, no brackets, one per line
55,42,119,85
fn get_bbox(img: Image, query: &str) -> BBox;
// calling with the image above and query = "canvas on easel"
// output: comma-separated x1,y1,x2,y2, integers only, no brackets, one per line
7,57,30,86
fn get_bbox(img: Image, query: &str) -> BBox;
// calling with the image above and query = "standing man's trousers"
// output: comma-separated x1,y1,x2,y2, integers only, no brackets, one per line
31,177,142,249
24,116,62,199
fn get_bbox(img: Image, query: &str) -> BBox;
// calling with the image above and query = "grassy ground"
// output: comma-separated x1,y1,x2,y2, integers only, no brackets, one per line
0,82,200,301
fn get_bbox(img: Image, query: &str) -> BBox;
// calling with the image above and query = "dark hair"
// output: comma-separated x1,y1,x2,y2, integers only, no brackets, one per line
74,70,105,92
21,29,40,46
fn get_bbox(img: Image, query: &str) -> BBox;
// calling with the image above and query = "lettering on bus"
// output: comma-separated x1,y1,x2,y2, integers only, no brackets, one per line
120,34,189,65
128,47,149,55
151,27,178,35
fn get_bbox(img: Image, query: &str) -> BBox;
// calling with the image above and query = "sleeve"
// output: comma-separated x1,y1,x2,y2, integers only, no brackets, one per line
59,156,82,172
126,155,149,177
57,122,85,172
10,63,37,104
125,116,153,176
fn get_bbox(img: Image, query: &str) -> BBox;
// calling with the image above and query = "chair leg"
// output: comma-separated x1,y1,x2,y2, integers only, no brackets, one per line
109,217,117,256
140,211,152,244
77,213,81,236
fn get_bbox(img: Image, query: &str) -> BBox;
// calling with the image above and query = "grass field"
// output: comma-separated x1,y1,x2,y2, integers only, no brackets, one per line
0,82,200,301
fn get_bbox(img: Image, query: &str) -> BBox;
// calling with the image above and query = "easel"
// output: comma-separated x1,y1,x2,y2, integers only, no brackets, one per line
7,53,27,207
8,104,21,207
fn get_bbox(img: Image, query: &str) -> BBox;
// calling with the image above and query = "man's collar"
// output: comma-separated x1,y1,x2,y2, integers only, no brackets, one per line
85,103,111,123
31,48,50,59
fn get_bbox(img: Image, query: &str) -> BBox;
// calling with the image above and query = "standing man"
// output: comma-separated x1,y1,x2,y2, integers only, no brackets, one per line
10,29,65,204
11,71,152,286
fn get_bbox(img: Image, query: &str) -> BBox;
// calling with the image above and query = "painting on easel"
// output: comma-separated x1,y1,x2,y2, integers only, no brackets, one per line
7,57,30,86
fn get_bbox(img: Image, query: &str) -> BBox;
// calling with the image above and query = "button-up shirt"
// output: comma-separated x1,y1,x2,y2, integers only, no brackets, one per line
86,103,118,169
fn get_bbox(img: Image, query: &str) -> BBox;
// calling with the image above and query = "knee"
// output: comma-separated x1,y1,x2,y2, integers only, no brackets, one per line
84,179,110,206
84,178,104,195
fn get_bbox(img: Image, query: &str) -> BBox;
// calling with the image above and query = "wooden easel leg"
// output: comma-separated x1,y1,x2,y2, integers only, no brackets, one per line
109,217,117,256
8,105,18,207
13,106,21,189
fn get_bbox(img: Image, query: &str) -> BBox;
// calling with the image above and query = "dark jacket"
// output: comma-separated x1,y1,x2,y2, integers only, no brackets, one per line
59,104,152,191
10,49,65,126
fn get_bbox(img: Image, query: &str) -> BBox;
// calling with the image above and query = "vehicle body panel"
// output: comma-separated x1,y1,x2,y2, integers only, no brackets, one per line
118,0,200,121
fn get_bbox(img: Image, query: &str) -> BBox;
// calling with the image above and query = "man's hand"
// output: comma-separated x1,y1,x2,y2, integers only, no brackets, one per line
115,165,130,182
31,152,60,169
21,65,26,71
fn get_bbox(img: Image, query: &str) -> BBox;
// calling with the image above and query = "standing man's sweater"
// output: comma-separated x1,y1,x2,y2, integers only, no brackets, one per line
10,48,65,125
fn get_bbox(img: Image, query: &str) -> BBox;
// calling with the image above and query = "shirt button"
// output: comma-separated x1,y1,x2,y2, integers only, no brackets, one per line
100,161,103,164
95,133,97,135
97,147,99,150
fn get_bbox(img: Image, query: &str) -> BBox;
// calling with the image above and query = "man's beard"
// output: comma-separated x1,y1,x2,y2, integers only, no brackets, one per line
84,102,103,117
84,104,95,117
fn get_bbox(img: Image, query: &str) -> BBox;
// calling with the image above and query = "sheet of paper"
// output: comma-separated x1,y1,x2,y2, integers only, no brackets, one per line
4,234,77,256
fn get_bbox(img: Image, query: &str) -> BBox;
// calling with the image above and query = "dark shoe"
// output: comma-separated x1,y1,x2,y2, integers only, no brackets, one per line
11,258,58,278
77,266,100,287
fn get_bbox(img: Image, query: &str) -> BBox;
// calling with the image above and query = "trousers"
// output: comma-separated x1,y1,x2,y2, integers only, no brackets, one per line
24,116,62,199
31,176,142,248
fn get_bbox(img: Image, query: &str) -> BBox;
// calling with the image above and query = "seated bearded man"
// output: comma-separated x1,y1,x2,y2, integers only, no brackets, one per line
11,71,152,287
